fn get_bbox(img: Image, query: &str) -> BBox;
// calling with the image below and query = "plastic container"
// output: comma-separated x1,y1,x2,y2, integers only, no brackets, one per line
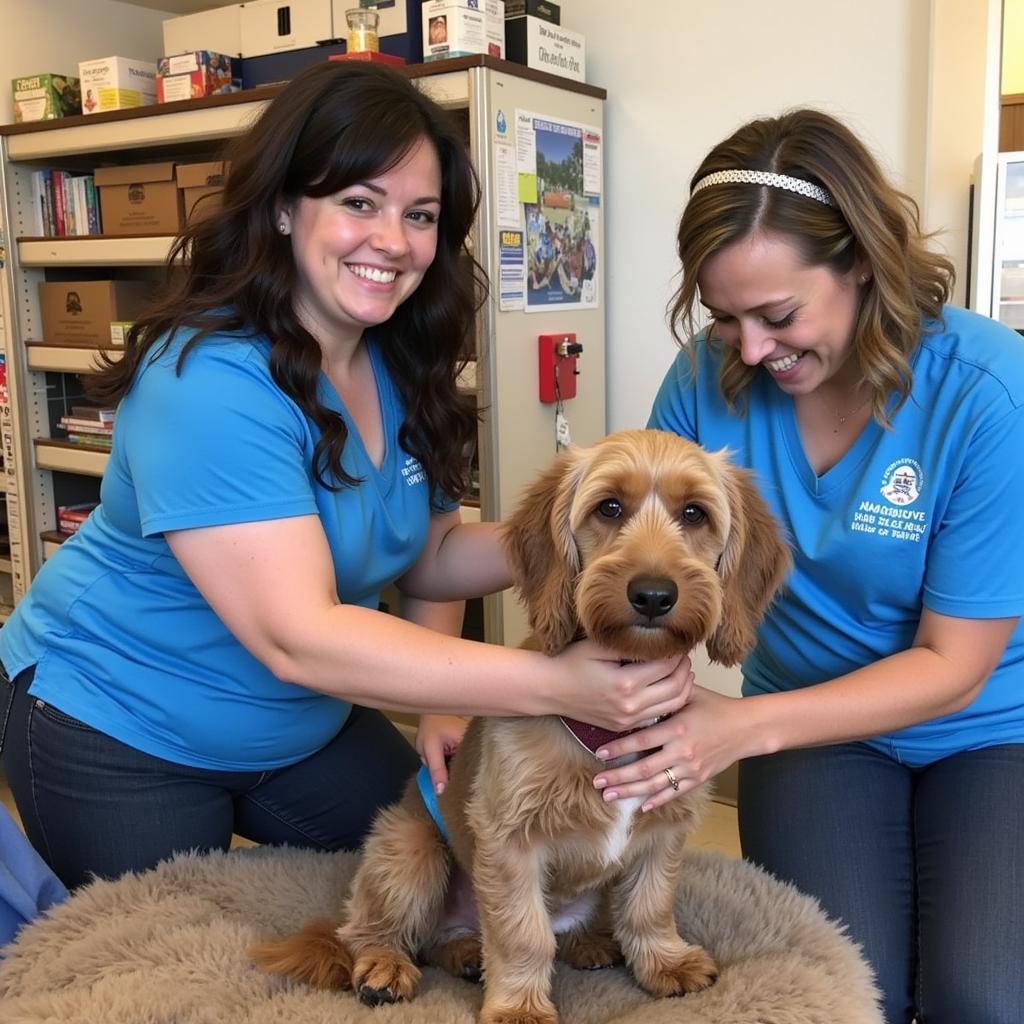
346,9,380,53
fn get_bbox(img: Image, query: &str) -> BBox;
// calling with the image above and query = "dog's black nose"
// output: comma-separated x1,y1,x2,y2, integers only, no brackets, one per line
627,577,678,620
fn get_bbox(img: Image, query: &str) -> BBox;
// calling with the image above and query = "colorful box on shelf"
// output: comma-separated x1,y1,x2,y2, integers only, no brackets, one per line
11,73,81,122
93,162,183,235
78,57,157,115
423,0,505,62
176,161,229,225
505,16,584,81
157,51,240,103
39,281,151,347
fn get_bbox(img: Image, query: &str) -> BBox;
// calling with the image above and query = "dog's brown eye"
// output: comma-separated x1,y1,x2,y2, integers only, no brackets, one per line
681,504,707,525
597,499,624,519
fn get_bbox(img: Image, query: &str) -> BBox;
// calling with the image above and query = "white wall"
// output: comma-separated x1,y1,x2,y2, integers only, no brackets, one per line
571,0,931,437
924,0,1003,309
0,0,167,124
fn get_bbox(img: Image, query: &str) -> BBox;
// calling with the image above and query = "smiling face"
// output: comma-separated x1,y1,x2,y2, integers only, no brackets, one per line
282,136,442,349
697,229,868,395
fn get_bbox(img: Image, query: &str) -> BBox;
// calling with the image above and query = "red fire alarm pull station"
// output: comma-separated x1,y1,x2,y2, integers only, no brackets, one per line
538,333,582,403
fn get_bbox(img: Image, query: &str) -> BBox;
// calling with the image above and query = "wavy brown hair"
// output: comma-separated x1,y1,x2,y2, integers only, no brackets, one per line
670,109,954,423
88,61,483,499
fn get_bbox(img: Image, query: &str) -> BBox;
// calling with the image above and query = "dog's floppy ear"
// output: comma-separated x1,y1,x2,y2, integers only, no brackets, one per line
500,445,591,654
705,461,792,666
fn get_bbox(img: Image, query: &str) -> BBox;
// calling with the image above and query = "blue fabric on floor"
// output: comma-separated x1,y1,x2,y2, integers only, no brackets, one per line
0,804,67,953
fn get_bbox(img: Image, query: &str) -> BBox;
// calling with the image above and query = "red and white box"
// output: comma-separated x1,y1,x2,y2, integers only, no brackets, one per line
157,51,239,103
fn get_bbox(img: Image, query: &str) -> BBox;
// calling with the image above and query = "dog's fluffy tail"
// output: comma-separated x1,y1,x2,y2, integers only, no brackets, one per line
250,918,353,990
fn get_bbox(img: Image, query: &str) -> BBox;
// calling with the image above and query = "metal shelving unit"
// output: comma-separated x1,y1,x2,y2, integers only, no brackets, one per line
0,57,607,645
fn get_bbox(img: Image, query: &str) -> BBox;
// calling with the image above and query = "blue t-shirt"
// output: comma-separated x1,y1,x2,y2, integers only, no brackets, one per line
649,306,1024,767
0,329,441,771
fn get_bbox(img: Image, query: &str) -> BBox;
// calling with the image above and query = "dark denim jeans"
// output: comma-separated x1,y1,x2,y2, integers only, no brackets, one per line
739,741,1024,1024
0,665,419,889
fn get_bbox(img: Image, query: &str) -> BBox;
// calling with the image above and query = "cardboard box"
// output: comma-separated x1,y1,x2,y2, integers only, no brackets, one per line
78,57,157,115
11,73,81,122
93,162,182,235
176,161,229,224
162,3,245,58
39,281,151,346
241,0,336,58
157,51,240,103
422,0,504,62
505,16,584,81
504,0,558,22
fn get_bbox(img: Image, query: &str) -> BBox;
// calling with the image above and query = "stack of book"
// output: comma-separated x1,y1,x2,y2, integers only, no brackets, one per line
57,405,114,449
57,502,98,535
30,169,102,236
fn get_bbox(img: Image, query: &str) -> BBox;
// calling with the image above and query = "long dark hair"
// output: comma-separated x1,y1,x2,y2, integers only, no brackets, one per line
671,109,953,424
89,61,483,499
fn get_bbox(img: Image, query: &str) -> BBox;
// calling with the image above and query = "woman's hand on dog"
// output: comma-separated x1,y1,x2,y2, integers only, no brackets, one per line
416,714,471,794
592,686,757,810
548,641,695,733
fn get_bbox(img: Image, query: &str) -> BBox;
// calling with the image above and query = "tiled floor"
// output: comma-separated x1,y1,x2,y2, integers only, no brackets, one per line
2,773,742,858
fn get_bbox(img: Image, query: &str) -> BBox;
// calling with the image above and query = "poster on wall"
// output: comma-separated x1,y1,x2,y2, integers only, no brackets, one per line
515,110,601,312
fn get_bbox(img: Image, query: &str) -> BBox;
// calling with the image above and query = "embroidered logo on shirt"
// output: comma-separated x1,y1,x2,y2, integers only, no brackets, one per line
401,455,427,488
880,458,923,506
850,457,927,543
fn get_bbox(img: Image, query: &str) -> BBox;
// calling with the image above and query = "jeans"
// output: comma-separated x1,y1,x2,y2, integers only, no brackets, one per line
738,742,1024,1024
0,665,420,889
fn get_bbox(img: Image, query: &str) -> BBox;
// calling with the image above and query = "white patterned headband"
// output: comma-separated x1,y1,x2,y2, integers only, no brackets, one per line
691,169,836,208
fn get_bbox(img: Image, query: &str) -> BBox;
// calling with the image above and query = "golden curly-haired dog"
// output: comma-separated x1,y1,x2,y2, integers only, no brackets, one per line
252,429,791,1024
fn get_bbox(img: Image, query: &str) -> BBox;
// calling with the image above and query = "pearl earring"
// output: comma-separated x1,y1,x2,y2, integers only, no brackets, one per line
278,223,288,234
860,274,869,284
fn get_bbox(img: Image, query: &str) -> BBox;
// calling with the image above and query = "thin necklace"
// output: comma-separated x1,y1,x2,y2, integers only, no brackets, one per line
818,388,871,434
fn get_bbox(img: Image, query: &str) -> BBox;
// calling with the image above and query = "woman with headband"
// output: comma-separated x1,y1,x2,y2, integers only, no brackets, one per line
589,110,1024,1023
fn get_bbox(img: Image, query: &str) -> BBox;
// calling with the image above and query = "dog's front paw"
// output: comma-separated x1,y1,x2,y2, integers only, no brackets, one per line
352,946,421,1005
633,944,718,998
480,1006,559,1024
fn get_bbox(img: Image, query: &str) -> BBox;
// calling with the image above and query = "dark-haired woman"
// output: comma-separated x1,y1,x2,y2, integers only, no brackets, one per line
589,109,1024,1023
0,62,692,889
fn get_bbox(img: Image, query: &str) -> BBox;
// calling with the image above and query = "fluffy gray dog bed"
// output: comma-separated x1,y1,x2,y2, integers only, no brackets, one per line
0,846,880,1023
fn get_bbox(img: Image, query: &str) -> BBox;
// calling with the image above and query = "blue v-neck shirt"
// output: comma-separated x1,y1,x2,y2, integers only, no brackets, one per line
649,306,1024,767
0,329,442,770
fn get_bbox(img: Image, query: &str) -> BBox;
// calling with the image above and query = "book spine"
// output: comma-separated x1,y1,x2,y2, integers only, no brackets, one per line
29,171,45,235
83,175,101,235
58,419,114,432
51,170,67,236
70,406,115,423
41,171,56,236
75,176,90,236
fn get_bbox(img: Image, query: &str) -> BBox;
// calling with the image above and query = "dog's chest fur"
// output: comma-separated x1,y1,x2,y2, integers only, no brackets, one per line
464,722,655,886
599,793,644,866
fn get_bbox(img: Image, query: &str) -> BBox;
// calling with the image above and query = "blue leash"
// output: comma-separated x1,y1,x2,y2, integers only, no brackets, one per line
415,762,449,842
